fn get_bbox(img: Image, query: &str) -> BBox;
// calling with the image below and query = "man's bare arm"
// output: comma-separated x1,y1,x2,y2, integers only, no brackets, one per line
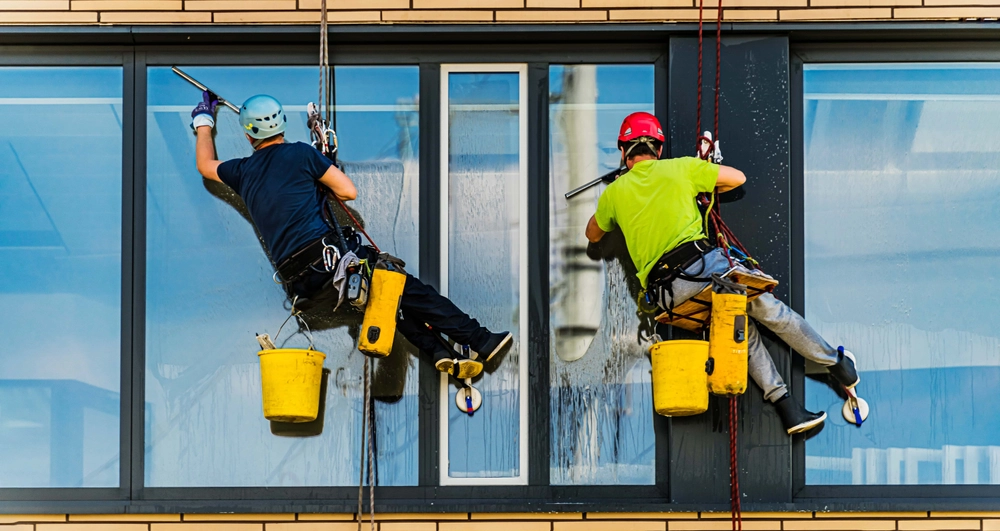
318,164,358,201
586,215,607,243
195,127,222,182
716,165,746,193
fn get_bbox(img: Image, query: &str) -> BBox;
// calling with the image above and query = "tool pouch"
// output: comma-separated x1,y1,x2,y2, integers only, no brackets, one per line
357,264,407,358
707,273,749,396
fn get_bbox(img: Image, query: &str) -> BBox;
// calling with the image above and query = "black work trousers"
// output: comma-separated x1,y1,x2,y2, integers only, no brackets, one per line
292,269,491,360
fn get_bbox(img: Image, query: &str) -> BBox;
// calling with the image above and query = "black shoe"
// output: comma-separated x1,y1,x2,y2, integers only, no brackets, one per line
469,332,513,363
773,393,826,435
827,346,860,389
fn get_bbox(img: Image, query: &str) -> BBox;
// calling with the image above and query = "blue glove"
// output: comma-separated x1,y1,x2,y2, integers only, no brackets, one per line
191,91,218,130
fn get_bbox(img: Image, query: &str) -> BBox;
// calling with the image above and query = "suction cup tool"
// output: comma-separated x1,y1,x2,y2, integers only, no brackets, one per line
842,390,870,426
456,385,482,415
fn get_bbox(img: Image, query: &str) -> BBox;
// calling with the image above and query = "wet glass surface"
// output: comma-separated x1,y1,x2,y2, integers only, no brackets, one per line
145,66,419,486
445,72,522,479
548,65,657,485
0,67,122,487
804,64,1000,485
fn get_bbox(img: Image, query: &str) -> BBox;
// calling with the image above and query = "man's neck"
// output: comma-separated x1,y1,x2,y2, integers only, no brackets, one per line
256,136,285,151
626,155,657,169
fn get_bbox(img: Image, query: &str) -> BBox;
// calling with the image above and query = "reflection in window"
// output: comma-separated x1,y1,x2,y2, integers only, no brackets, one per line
444,71,524,480
549,65,656,485
804,64,1000,485
145,66,419,487
0,67,122,487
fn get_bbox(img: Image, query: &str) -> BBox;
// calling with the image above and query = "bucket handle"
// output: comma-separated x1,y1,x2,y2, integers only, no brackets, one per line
272,298,317,350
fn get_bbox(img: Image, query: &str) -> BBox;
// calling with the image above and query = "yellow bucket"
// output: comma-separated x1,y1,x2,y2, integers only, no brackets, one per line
649,339,710,417
257,348,327,423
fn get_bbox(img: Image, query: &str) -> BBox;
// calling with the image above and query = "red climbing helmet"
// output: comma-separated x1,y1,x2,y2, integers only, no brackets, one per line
618,112,665,143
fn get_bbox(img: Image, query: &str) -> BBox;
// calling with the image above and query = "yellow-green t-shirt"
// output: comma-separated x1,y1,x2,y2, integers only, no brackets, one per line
594,157,719,288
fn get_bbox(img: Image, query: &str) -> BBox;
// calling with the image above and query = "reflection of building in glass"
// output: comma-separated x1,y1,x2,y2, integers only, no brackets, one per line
548,65,657,486
809,445,1000,485
0,380,120,488
804,64,1000,486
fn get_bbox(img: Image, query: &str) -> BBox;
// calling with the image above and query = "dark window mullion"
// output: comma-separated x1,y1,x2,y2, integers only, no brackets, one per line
130,50,149,502
418,62,442,487
120,48,136,501
527,62,550,488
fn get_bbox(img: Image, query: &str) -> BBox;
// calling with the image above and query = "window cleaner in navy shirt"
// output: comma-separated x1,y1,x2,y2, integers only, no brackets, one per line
191,92,512,379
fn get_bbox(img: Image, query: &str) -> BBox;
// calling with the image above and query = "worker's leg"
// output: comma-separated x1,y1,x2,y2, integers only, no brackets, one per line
398,274,493,352
395,307,450,359
746,319,788,402
747,292,839,367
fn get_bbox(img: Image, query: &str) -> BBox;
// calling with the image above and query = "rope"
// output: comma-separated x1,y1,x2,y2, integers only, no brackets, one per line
319,0,329,124
696,0,704,139
697,3,745,530
357,357,376,531
729,396,742,531
335,197,382,254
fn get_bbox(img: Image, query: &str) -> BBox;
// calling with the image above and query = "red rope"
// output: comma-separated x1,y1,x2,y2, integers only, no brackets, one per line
335,196,382,254
696,0,704,139
715,0,723,143
730,396,742,531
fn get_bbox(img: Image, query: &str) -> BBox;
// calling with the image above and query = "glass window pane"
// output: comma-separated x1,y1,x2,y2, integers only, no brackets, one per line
0,67,122,487
804,64,1000,485
445,71,523,480
145,65,419,487
548,64,656,485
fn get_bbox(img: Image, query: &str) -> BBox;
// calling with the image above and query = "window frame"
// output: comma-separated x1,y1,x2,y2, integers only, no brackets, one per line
0,48,135,504
789,43,1000,502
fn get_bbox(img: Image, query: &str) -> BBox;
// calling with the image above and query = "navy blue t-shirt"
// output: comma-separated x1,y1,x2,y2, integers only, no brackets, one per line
217,142,333,264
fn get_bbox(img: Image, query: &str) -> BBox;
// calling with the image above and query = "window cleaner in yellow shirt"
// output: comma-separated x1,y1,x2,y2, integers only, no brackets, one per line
585,112,860,435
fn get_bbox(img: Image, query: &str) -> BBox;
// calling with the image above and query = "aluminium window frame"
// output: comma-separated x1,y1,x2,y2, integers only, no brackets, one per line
789,42,1000,504
0,47,136,505
438,62,530,487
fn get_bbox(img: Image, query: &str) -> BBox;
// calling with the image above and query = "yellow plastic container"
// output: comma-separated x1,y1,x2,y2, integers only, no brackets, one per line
707,291,749,396
649,339,710,417
358,268,407,358
257,348,327,423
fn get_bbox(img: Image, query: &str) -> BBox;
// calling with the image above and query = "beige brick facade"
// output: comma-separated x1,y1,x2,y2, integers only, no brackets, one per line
0,0,998,23
2,513,1000,530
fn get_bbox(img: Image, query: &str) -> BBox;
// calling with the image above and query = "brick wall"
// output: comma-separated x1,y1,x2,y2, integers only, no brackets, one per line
0,0,999,24
3,512,1000,530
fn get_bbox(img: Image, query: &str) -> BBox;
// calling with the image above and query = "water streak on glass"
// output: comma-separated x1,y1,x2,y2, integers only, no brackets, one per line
446,72,521,478
145,66,419,487
804,64,1000,485
0,67,123,488
548,65,656,485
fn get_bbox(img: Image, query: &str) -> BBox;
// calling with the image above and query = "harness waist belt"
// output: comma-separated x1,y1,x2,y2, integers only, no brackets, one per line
648,239,713,283
276,233,336,283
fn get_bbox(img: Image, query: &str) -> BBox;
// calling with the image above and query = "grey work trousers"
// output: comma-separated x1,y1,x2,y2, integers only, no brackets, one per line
659,248,840,402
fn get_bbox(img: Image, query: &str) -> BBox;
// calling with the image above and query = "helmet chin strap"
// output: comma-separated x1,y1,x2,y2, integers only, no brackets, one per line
623,137,659,162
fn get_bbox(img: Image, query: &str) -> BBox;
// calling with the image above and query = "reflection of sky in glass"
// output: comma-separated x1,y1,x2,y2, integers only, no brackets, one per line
145,66,419,487
0,67,122,487
446,72,521,479
804,64,1000,485
549,65,656,485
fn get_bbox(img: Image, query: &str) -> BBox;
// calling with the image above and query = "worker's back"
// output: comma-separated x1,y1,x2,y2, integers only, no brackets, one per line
594,156,719,287
217,141,332,264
